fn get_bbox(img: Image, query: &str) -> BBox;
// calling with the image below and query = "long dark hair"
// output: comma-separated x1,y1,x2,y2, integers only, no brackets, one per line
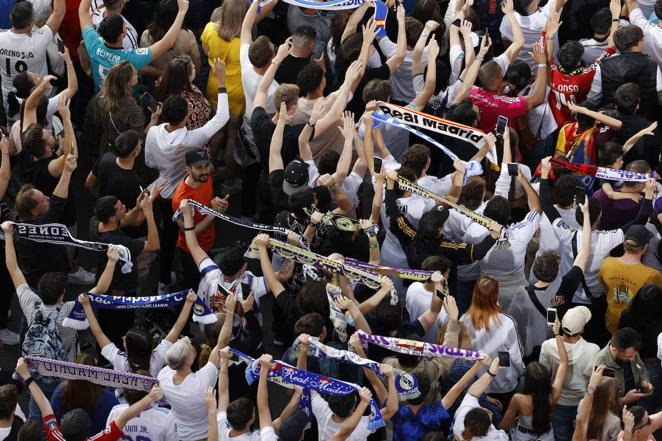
147,0,186,42
155,55,194,101
587,378,620,439
59,354,102,415
8,72,34,120
522,362,552,434
125,329,153,372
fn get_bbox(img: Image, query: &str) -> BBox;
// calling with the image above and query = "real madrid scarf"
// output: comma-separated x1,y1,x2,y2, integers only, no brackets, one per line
355,330,485,361
3,222,133,273
550,157,656,182
292,336,420,400
234,349,386,431
62,291,217,330
375,101,497,164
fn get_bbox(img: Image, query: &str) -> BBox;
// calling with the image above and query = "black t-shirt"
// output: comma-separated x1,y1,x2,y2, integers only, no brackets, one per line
31,157,76,226
334,55,390,120
93,152,146,238
15,195,70,288
88,217,145,292
250,107,305,172
619,359,637,392
275,55,311,85
268,169,291,214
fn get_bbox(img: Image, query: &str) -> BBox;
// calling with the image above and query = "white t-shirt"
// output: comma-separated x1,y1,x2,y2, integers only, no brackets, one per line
536,205,578,257
157,362,219,441
499,1,559,69
311,393,372,441
101,339,173,378
217,270,268,340
240,43,277,119
467,210,540,277
552,218,624,303
216,412,261,441
106,404,177,441
0,26,54,112
405,282,448,343
260,427,278,441
444,202,488,282
452,394,510,440
196,257,224,306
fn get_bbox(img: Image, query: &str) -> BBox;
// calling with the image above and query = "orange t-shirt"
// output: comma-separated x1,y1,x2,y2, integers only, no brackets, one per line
171,178,214,252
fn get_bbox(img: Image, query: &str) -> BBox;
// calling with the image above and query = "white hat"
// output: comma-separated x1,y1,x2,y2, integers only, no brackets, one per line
562,306,592,336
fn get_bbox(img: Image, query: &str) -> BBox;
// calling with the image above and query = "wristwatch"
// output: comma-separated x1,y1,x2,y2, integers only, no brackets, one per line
586,387,595,396
364,224,380,238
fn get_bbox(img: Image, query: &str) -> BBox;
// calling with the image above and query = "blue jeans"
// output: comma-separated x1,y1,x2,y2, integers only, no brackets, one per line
640,360,662,413
550,404,577,441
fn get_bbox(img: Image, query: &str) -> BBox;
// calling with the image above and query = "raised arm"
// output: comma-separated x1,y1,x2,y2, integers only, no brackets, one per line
52,155,76,200
568,102,622,130
574,200,592,271
519,170,541,214
240,1,260,45
550,319,569,404
332,112,355,186
79,294,112,349
358,277,394,316
416,271,445,332
523,42,548,111
2,222,26,288
205,387,219,441
502,0,524,62
58,47,79,100
623,122,657,154
411,39,440,111
466,357,501,398
48,95,76,178
150,0,189,60
298,113,315,163
0,137,9,201
89,247,119,294
348,333,387,403
141,193,160,253
217,347,231,412
257,354,274,429
451,35,491,106
15,358,53,416
572,367,603,441
165,291,197,343
255,234,286,297
78,0,93,31
380,364,398,421
341,0,373,43
539,157,562,223
115,386,164,430
315,62,362,136
441,359,485,409
269,103,289,173
23,76,54,129
329,388,372,441
370,173,384,224
45,0,66,34
337,293,372,334
413,21,439,78
385,5,407,73
254,38,292,110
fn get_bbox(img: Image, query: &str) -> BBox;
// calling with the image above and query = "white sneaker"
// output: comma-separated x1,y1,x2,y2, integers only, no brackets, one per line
0,328,20,345
68,267,96,285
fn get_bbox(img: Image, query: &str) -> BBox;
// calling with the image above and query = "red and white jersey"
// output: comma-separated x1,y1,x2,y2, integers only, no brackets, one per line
548,48,615,126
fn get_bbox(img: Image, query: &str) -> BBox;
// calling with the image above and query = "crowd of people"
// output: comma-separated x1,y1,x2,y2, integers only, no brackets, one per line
1,0,662,439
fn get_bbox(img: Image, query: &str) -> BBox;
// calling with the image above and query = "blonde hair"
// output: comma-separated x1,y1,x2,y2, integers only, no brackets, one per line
273,84,300,111
215,0,248,41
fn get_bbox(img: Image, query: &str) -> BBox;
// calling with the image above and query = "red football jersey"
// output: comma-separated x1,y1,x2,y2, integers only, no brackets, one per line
548,48,615,126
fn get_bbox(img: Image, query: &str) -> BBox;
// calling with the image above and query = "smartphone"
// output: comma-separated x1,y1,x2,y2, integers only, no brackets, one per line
57,38,65,53
374,156,383,174
496,115,508,134
241,282,251,296
498,351,510,367
575,186,586,205
546,308,557,325
140,92,159,112
602,367,616,378
507,163,519,177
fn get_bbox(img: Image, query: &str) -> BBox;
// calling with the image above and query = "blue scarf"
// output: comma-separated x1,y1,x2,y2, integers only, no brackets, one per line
62,291,217,330
231,349,385,431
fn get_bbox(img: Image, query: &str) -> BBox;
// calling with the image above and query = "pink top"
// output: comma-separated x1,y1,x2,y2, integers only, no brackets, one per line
469,86,527,133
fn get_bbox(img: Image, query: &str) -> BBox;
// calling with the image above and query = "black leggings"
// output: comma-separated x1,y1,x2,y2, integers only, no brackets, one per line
157,197,179,285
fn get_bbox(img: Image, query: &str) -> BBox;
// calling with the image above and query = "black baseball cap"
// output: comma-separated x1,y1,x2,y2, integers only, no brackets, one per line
624,224,651,247
185,148,211,166
283,159,309,196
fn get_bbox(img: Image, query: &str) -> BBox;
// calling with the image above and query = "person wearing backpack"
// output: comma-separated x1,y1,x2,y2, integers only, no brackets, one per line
2,221,119,419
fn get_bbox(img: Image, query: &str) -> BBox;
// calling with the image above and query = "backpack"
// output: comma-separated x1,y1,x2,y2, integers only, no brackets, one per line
21,303,67,383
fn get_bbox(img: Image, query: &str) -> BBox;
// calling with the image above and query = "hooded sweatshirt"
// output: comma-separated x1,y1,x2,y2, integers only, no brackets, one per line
145,92,229,198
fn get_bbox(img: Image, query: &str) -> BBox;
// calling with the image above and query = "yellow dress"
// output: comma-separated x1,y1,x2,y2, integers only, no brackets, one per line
201,22,245,114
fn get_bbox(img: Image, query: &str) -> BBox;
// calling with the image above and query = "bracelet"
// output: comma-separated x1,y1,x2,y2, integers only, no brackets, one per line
307,121,316,128
586,387,594,396
369,243,380,249
364,224,380,237
476,56,484,62
24,377,35,388
545,36,554,40
184,226,195,231
271,59,281,65
487,370,496,377
218,87,227,94
537,64,547,68
612,18,619,22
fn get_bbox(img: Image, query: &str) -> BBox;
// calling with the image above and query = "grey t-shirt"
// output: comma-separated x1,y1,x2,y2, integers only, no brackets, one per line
287,6,333,59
